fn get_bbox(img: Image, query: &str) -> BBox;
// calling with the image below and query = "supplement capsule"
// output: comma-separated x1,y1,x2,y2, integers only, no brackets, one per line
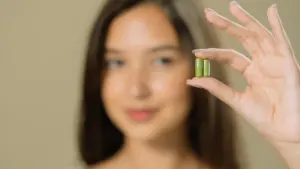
195,58,203,77
203,59,210,77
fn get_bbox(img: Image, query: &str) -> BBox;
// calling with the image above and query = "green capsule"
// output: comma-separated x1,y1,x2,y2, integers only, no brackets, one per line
195,58,203,77
203,59,210,77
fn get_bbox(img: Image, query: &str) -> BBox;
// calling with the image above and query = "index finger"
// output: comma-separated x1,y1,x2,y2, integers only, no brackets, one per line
193,48,251,74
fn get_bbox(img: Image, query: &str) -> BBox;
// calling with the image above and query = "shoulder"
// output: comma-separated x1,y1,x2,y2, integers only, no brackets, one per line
66,162,110,169
62,160,111,169
63,157,119,169
87,157,122,169
88,161,116,169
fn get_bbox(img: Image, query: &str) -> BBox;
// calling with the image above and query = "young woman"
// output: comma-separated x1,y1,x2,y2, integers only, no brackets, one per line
78,0,300,169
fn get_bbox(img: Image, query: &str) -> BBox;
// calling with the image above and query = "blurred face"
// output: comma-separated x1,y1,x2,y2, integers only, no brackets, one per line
102,3,192,140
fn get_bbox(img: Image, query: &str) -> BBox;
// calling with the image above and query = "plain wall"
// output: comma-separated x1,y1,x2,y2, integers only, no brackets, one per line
1,0,299,169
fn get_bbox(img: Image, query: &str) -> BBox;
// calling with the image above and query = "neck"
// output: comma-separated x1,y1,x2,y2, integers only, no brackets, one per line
117,127,203,169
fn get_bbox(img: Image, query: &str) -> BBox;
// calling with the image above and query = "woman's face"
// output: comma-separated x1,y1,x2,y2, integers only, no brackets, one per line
102,3,192,140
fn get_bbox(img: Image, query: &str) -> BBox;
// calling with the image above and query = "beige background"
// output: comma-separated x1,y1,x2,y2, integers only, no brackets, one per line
0,0,299,169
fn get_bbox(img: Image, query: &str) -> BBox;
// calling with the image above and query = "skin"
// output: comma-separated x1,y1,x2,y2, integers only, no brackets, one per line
188,2,300,169
92,1,300,169
99,3,205,169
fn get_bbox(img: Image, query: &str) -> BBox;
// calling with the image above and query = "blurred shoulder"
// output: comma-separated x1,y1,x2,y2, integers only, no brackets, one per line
88,161,117,169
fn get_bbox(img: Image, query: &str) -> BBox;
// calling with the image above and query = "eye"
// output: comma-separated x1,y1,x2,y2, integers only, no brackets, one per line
154,57,173,65
105,59,125,69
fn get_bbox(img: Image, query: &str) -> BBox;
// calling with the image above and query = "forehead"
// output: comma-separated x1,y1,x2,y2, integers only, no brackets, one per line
105,3,180,50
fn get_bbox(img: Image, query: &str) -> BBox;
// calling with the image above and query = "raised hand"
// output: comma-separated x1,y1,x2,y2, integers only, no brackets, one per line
187,2,300,145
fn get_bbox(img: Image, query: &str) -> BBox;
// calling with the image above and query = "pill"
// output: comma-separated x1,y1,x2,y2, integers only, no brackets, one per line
203,59,210,77
195,58,203,77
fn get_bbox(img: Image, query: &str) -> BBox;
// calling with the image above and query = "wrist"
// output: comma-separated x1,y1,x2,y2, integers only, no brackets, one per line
271,142,300,169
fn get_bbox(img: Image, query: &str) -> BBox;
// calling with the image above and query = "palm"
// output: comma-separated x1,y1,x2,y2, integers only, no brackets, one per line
240,55,300,142
188,2,300,144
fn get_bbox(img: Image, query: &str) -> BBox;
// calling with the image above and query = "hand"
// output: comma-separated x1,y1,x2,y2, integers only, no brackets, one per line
187,2,300,145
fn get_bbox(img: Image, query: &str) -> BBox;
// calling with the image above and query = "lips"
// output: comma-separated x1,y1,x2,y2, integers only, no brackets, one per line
126,108,157,122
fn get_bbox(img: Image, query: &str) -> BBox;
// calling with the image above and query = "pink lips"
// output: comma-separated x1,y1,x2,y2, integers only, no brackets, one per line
126,108,157,122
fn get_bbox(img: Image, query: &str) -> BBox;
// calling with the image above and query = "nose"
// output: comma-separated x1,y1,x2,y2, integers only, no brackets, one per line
127,67,150,100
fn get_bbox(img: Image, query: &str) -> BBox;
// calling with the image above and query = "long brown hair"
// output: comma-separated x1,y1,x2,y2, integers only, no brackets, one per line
78,0,240,168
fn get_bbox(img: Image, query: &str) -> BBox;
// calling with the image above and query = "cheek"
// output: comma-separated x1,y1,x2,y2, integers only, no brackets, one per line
101,74,125,117
101,73,132,133
151,75,190,97
151,66,192,111
149,67,192,134
151,64,191,98
102,75,121,100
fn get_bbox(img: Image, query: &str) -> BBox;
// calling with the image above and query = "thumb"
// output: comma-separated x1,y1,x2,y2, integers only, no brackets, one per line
187,77,238,109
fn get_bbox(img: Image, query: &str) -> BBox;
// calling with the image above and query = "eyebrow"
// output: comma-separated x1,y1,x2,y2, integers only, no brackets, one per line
105,44,181,54
147,45,181,53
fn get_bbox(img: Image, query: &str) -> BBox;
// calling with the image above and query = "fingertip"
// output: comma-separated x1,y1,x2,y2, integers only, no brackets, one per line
230,1,240,8
186,79,203,88
192,49,203,54
204,8,216,22
192,49,206,59
267,4,280,27
230,0,238,5
193,48,213,54
271,4,277,9
204,8,215,14
186,79,192,84
229,1,240,14
230,0,242,12
268,4,278,15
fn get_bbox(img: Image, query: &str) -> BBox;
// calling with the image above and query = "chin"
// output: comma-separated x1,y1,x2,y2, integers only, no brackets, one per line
124,127,164,141
123,122,184,142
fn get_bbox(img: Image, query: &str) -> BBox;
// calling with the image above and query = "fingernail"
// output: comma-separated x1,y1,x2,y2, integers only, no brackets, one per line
272,4,278,12
187,79,195,85
204,8,211,13
204,8,216,14
187,80,196,87
187,82,203,88
230,0,241,8
271,4,279,16
187,79,203,87
192,49,204,53
231,0,236,4
192,48,216,53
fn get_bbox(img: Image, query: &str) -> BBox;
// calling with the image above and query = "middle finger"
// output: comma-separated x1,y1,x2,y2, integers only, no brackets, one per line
229,1,276,55
205,8,263,60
